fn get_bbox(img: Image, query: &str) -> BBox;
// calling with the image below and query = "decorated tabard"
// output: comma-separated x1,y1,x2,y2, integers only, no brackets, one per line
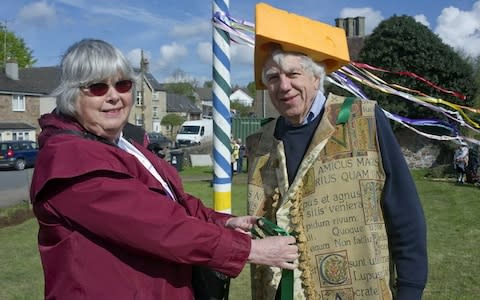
247,94,393,300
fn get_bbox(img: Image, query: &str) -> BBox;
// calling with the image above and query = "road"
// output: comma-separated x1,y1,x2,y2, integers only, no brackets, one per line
0,168,34,208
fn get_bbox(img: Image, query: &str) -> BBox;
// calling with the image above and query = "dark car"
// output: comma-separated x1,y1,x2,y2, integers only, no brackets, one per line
0,140,39,170
147,133,174,159
147,133,174,149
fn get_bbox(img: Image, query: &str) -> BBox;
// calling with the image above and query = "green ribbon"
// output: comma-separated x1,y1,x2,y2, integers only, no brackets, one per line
336,97,355,125
251,218,294,300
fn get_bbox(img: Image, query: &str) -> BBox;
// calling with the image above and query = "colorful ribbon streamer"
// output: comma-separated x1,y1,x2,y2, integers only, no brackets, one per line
211,13,480,146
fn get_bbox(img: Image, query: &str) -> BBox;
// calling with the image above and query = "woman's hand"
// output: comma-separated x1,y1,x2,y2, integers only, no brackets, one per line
225,216,258,233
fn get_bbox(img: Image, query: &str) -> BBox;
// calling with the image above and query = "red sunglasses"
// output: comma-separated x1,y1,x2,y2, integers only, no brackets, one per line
81,79,133,96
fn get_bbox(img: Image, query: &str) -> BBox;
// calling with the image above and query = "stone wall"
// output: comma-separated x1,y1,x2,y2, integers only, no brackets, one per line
171,130,451,170
395,128,453,169
167,141,214,168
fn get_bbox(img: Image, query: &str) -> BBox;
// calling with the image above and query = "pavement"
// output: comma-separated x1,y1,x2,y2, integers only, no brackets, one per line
0,187,30,208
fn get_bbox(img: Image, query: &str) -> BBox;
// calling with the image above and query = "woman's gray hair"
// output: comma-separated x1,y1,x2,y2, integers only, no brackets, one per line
52,39,138,117
261,49,326,93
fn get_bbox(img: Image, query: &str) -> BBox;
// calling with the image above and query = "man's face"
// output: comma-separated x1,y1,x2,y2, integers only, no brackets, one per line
264,54,320,126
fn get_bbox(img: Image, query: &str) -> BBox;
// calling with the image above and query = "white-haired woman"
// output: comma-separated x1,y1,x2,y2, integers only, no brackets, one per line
30,39,298,299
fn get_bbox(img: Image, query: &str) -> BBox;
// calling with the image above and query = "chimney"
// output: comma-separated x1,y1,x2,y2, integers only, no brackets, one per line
335,16,365,37
5,60,18,80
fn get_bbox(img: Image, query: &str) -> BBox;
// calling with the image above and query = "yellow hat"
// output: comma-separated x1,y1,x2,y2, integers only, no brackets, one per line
255,3,350,89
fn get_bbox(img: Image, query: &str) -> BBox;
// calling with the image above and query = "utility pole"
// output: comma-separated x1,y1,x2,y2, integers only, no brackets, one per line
140,49,145,129
1,20,7,69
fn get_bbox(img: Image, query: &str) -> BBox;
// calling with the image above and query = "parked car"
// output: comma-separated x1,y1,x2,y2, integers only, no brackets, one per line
147,133,175,159
147,133,174,149
0,140,39,170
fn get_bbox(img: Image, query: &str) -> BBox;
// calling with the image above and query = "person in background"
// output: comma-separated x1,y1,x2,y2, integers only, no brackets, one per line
237,138,246,173
247,4,427,300
30,38,298,300
454,141,469,184
231,137,240,175
466,143,479,184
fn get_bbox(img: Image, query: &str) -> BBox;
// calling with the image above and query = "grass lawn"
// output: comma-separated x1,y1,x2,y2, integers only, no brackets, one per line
0,168,478,299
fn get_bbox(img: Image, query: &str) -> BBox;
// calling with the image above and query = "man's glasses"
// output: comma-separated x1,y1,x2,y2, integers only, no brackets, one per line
81,79,133,97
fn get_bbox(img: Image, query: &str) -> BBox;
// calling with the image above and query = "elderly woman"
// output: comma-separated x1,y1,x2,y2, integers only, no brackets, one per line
30,39,297,299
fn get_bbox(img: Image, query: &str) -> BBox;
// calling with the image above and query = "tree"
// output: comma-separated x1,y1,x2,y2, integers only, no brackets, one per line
246,81,256,98
464,55,480,140
358,15,477,123
163,69,198,103
161,113,185,137
466,55,480,108
0,28,36,68
231,101,253,117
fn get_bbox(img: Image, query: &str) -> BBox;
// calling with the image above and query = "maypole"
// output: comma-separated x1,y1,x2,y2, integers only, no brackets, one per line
212,0,231,213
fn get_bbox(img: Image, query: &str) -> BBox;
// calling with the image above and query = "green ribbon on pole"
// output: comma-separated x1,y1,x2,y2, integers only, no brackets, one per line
251,218,294,300
336,97,355,125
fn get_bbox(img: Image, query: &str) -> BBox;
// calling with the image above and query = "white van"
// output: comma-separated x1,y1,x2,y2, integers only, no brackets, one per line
175,119,213,146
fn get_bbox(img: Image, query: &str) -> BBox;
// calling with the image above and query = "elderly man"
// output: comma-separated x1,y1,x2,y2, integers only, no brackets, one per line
247,4,427,300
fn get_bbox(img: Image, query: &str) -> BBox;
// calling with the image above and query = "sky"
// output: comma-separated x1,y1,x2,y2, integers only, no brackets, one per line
1,0,480,86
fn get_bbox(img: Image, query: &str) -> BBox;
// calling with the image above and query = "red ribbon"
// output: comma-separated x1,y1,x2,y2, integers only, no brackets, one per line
352,62,466,101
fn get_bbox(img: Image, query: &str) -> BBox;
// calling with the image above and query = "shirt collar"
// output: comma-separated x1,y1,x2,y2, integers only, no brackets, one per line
306,91,326,124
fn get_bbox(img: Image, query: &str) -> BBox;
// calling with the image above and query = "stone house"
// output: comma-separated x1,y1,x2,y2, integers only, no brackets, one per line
0,63,58,141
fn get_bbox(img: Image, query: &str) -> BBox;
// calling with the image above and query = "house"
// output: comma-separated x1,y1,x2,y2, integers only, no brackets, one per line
230,88,253,107
335,16,366,61
195,87,213,117
195,87,254,118
0,62,167,140
163,93,202,139
0,62,59,141
131,65,168,133
166,93,202,120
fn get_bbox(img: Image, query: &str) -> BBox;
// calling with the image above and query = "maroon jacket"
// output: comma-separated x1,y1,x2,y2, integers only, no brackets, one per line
30,113,251,299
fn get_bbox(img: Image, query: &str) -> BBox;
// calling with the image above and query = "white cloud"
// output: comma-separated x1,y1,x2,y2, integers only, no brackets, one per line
339,7,383,34
171,21,210,38
18,1,57,27
57,0,169,26
126,48,152,69
156,42,188,69
197,42,211,64
196,42,253,66
414,14,430,27
231,44,253,65
162,72,196,84
435,1,480,57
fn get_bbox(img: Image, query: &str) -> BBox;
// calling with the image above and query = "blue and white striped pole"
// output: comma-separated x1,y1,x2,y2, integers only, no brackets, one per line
212,0,231,213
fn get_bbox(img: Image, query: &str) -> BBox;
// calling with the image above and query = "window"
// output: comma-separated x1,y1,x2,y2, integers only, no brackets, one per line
19,142,32,150
136,91,143,106
153,107,158,118
10,132,31,141
12,95,26,111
